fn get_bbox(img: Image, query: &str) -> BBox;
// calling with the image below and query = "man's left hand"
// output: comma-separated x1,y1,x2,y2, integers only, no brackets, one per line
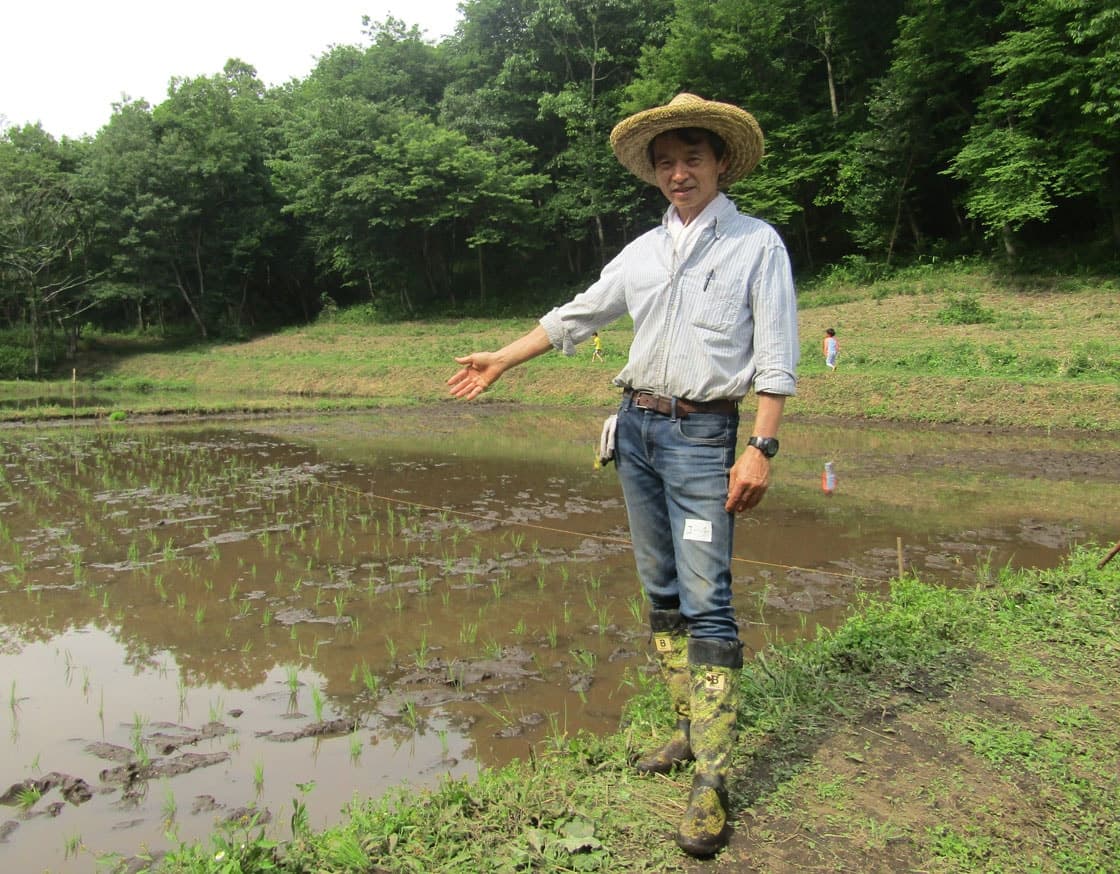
725,448,770,513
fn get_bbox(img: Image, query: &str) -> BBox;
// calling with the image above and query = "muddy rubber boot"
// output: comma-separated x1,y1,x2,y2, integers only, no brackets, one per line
635,610,694,774
675,638,743,858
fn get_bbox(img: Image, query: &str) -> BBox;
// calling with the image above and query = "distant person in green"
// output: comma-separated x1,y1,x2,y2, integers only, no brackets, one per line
446,93,799,857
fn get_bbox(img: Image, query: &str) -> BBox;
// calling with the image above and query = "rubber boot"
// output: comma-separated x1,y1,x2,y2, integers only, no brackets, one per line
635,609,694,774
676,638,743,857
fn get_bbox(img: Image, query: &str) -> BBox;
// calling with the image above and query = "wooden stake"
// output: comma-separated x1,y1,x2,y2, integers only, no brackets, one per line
1098,540,1120,570
896,536,904,579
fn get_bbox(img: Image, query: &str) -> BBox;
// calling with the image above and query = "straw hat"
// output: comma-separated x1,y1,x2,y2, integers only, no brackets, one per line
609,93,764,186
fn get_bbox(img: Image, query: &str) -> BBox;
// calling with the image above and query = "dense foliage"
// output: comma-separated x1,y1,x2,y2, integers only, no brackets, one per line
1,0,1117,375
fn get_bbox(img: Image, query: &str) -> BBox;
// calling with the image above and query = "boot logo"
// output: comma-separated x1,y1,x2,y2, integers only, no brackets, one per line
654,635,674,653
703,672,726,692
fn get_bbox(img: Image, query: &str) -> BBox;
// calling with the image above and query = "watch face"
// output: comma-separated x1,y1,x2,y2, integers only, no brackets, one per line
751,436,779,457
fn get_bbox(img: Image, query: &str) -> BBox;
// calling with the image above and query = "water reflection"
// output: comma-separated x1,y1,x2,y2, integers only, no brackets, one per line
821,460,837,495
0,408,1117,871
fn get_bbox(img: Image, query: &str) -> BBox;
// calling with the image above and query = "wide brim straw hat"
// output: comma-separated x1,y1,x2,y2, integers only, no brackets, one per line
609,93,764,186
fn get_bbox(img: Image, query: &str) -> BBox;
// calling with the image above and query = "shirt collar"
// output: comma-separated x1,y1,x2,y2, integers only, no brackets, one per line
662,192,733,234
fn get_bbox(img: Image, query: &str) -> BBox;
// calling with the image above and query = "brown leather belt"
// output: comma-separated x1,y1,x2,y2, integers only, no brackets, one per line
627,390,738,418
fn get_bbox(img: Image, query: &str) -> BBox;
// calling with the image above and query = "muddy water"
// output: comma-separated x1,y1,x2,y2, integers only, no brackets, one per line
1,407,1117,871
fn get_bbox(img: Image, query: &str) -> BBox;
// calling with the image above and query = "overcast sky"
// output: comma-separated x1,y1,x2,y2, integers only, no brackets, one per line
1,1,464,140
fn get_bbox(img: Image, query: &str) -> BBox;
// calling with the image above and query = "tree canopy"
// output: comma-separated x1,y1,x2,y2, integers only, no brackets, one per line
1,0,1117,374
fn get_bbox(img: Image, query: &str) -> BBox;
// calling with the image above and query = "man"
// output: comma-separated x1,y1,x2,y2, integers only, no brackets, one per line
447,93,799,856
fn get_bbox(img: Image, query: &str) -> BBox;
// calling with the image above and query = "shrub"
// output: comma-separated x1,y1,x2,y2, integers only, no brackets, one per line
935,293,996,326
0,331,66,378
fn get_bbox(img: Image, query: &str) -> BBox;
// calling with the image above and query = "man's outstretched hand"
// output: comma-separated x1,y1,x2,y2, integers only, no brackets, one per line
447,353,503,400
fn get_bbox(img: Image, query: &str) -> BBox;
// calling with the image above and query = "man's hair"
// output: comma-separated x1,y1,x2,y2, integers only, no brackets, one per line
646,127,728,168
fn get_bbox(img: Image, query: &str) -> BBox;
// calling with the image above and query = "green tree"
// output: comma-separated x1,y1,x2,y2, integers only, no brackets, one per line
0,125,91,374
947,0,1120,255
624,0,904,268
835,0,1001,260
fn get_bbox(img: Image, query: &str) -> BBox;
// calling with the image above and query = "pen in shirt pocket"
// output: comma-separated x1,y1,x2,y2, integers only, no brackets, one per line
703,270,715,291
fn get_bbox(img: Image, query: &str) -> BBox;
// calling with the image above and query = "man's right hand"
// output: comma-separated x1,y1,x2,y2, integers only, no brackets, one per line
447,353,503,400
447,325,554,401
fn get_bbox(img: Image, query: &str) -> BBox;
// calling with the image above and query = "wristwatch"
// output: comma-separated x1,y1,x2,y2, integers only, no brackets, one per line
747,436,780,458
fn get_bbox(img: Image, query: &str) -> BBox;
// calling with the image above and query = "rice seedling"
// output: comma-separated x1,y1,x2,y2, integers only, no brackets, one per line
348,730,362,761
595,605,611,636
414,631,430,670
385,637,397,664
626,594,644,625
459,621,478,645
17,784,41,810
546,621,559,649
401,699,420,731
63,834,83,859
194,605,205,625
162,784,178,825
571,648,597,672
253,760,265,794
360,663,380,697
311,685,325,722
512,617,527,637
131,713,150,765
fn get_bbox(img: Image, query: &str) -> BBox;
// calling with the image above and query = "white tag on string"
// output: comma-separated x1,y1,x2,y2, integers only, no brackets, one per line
682,518,712,543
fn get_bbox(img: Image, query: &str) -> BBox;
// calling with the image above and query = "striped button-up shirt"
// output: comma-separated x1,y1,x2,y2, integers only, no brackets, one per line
539,194,799,401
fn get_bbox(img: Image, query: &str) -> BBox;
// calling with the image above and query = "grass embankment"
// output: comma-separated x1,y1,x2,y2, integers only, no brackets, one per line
147,544,1120,873
4,264,1119,430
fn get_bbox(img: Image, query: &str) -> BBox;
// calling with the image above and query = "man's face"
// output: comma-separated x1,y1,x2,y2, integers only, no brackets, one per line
651,131,729,225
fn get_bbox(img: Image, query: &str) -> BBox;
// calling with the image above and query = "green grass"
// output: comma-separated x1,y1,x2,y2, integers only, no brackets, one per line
145,543,1120,873
3,264,1118,430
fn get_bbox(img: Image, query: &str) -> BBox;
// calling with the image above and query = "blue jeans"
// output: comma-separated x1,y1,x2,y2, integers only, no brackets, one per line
615,395,740,642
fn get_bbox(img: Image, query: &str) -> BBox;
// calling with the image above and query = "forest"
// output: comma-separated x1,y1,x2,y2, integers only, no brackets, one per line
1,0,1118,377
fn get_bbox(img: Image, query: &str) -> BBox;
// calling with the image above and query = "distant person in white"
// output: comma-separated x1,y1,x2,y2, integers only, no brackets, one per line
446,93,799,857
824,327,839,370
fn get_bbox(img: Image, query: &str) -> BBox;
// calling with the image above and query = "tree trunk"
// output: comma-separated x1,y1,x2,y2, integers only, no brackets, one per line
1000,224,1017,260
171,262,208,338
477,246,486,304
29,289,40,376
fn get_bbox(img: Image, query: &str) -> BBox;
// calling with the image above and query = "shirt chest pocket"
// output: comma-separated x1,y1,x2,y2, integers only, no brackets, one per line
678,273,745,333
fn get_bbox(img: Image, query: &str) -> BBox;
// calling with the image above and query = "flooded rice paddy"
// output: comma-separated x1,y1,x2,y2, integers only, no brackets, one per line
1,406,1117,872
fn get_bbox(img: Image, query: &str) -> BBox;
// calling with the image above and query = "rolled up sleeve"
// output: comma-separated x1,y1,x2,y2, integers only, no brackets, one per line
540,253,630,356
749,243,800,397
